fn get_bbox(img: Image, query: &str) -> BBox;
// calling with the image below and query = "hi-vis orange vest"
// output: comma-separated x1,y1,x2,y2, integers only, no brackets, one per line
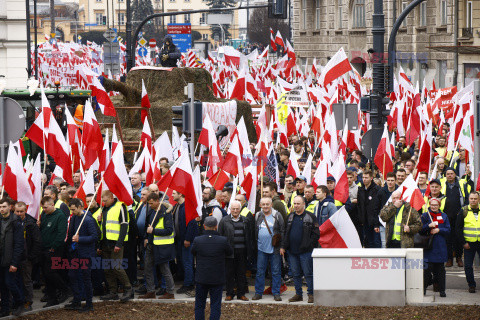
74,104,84,129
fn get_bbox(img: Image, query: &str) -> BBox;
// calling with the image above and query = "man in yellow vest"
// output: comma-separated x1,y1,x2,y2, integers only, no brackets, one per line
304,185,318,214
456,192,480,293
422,179,446,213
97,191,132,302
235,194,254,220
141,192,175,299
380,191,422,248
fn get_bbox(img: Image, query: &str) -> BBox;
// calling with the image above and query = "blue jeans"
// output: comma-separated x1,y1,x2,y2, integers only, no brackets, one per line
194,283,223,320
68,258,92,304
464,241,480,288
182,245,194,287
288,250,314,296
363,224,381,248
0,266,25,313
379,225,386,248
255,250,281,296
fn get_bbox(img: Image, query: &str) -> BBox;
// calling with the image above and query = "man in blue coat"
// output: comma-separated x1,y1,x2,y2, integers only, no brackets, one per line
191,216,233,320
65,198,99,312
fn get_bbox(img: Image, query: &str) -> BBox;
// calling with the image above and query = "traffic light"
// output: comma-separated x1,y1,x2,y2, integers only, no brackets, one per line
172,100,203,133
102,16,107,25
268,0,288,19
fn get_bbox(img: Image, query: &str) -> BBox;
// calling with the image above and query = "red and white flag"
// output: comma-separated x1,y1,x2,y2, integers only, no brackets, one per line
270,28,277,51
104,141,133,206
374,124,394,177
319,206,362,248
141,79,151,124
27,154,42,219
73,168,95,208
275,30,285,49
2,142,33,204
91,76,116,117
318,47,352,87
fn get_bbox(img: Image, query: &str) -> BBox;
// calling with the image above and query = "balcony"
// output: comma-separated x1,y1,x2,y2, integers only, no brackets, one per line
461,27,473,39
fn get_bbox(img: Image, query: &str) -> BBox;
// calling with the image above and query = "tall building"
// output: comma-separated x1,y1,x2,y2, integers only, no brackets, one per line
292,0,480,88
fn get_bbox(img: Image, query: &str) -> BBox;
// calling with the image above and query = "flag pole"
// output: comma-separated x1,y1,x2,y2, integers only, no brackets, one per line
382,156,386,186
260,159,264,195
405,206,413,228
75,176,104,236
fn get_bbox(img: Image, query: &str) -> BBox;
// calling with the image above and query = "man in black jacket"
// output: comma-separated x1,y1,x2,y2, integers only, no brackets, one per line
158,35,181,67
357,170,381,248
0,198,26,317
376,172,398,248
14,201,41,311
191,216,232,320
218,200,254,301
280,196,320,304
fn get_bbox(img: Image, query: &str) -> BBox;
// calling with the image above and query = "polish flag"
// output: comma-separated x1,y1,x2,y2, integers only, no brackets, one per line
207,169,230,191
98,128,111,173
415,122,433,178
332,154,348,204
275,30,285,49
240,165,257,213
222,135,244,182
318,48,352,87
140,117,153,152
141,79,151,124
286,147,301,179
73,168,95,208
153,131,174,163
111,124,119,153
82,101,103,169
374,124,394,178
91,76,116,117
270,28,277,51
27,154,42,219
397,174,426,211
286,111,297,137
65,108,82,173
2,142,33,204
319,206,362,248
312,58,319,78
103,141,133,206
312,161,328,189
169,153,199,223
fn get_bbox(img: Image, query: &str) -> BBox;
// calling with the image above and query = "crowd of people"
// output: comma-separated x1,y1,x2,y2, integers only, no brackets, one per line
0,127,480,319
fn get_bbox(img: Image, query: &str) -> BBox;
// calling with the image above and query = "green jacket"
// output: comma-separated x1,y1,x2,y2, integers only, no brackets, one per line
380,202,422,248
40,209,68,251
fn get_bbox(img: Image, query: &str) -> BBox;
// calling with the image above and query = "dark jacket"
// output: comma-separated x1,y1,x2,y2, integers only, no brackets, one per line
0,213,25,268
40,208,68,252
380,202,422,248
146,205,175,265
218,214,255,259
357,182,381,227
191,230,233,285
255,209,285,254
21,215,42,263
159,35,181,67
281,211,320,253
456,205,480,246
272,194,288,222
173,203,187,242
67,213,99,258
184,218,199,243
377,184,398,209
101,200,128,249
420,210,450,263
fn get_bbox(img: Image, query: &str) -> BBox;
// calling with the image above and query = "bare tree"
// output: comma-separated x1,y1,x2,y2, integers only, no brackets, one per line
247,8,289,48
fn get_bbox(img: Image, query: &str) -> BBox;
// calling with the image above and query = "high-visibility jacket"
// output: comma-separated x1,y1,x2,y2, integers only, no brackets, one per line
73,104,84,129
305,200,318,214
440,178,470,200
422,196,446,213
153,216,175,245
40,199,68,214
435,147,452,162
240,207,252,217
92,208,103,239
281,200,290,215
105,201,129,242
334,199,343,208
392,205,405,241
463,206,480,242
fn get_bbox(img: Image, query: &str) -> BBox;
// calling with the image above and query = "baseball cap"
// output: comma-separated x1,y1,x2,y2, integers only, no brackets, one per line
327,176,336,182
429,179,441,186
295,175,307,182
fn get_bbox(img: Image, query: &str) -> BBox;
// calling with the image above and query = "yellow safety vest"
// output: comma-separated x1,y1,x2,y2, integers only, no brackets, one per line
422,196,446,213
463,206,480,242
306,200,318,214
281,200,290,215
392,205,405,241
153,216,175,245
105,201,129,242
93,208,103,240
240,207,252,217
40,199,68,214
334,200,343,208
435,147,452,162
440,178,470,198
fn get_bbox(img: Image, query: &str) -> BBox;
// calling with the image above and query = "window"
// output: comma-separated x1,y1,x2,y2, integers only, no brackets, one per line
440,0,447,25
419,2,427,27
118,12,125,25
96,0,101,2
200,13,207,24
185,0,190,2
202,33,209,40
170,15,176,24
466,1,473,29
95,13,103,25
352,0,365,28
184,13,190,23
437,60,447,88
401,2,408,27
302,0,307,29
170,0,175,2
315,0,320,30
337,0,343,29
118,0,124,2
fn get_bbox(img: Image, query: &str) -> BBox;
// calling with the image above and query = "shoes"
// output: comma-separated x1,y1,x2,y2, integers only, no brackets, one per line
135,286,147,294
263,286,272,295
288,294,303,302
280,284,288,294
43,300,59,308
100,293,119,301
225,296,233,301
433,283,440,292
274,295,282,301
64,301,82,311
440,292,446,297
469,287,476,293
185,289,195,298
138,291,156,299
238,296,249,301
12,304,25,316
177,286,194,294
120,288,134,302
456,258,464,267
308,294,314,303
445,259,453,267
24,301,33,312
79,305,94,313
251,294,262,300
156,288,166,296
40,294,49,302
157,293,175,299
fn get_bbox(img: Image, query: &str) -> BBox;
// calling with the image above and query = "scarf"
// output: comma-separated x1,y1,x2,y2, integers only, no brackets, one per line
428,209,444,226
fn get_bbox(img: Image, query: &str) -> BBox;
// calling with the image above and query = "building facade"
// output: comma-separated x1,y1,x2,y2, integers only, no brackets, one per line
292,0,480,88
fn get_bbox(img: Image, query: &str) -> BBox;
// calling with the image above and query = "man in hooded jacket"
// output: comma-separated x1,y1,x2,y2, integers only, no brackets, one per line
158,35,181,67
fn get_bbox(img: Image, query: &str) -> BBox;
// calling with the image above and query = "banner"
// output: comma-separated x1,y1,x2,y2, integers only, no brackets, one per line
202,101,237,148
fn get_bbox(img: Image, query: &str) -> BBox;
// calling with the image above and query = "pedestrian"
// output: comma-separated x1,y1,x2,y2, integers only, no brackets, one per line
421,198,450,297
252,197,284,301
357,170,381,248
280,196,320,303
191,216,233,320
218,200,254,301
314,185,337,226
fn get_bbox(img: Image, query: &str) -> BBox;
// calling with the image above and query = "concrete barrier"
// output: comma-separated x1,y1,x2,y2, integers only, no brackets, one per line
312,248,424,306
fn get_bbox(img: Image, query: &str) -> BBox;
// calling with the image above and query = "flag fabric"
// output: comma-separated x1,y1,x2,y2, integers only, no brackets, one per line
374,124,394,177
73,168,95,207
318,48,352,87
141,79,151,123
2,142,33,204
319,206,362,248
91,76,116,117
103,141,133,206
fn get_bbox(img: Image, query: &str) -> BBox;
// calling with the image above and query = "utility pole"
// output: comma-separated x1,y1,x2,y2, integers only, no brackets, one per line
473,80,480,190
34,0,38,79
188,83,195,164
26,0,32,78
126,0,132,74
